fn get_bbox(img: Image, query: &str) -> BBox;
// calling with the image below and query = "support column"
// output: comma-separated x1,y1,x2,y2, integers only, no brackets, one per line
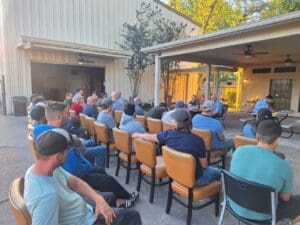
205,64,211,100
154,55,161,106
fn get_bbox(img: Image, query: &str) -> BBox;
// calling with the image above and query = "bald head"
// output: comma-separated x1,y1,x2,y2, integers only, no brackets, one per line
134,97,142,105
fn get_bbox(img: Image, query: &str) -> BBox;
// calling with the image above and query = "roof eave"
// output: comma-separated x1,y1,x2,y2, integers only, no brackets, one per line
142,11,300,54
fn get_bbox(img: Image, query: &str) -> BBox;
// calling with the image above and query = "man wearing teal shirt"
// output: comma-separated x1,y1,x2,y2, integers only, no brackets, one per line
230,120,299,221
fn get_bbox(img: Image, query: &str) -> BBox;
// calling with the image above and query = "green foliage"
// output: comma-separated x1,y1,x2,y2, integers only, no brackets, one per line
118,2,191,99
168,0,300,33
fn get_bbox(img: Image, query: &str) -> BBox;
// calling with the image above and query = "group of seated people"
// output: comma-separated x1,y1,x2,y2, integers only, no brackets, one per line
23,90,300,225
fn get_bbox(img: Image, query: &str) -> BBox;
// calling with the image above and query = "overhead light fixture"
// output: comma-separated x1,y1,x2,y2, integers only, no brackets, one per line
284,54,293,66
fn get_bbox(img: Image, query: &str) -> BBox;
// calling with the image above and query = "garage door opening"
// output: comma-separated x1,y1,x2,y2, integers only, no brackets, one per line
31,62,105,101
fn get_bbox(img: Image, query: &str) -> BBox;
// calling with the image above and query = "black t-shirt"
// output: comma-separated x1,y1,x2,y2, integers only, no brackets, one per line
157,129,206,179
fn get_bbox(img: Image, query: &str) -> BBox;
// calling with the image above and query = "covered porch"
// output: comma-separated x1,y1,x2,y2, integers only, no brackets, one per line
143,11,300,115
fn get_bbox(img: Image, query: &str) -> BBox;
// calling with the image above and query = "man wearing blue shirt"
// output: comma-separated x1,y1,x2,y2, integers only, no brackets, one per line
211,94,223,117
134,97,144,116
120,104,145,135
133,109,220,186
111,91,125,111
97,98,116,142
162,100,185,123
25,128,142,225
83,96,98,119
192,100,233,151
230,120,300,222
253,94,274,113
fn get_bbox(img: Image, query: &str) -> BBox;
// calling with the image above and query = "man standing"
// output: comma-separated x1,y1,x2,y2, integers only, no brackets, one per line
24,128,142,225
230,120,299,221
133,109,220,186
192,100,233,152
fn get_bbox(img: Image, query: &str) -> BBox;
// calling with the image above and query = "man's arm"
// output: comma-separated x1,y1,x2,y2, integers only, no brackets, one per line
67,174,116,225
132,132,159,142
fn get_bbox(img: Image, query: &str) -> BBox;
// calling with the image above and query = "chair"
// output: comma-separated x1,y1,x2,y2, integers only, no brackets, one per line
133,138,169,203
94,121,117,168
162,146,221,225
233,135,258,148
113,110,123,126
27,134,37,160
162,121,176,131
135,115,147,130
218,170,276,225
217,104,228,129
147,117,162,134
113,128,137,184
79,113,87,130
85,116,96,139
191,128,226,169
8,177,32,225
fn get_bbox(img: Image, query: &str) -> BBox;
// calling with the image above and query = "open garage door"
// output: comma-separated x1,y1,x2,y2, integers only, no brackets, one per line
31,62,105,101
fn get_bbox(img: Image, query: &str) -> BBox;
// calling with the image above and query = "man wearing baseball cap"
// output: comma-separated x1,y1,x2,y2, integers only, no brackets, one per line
162,100,186,123
132,109,220,187
192,100,234,152
97,98,116,142
24,128,142,225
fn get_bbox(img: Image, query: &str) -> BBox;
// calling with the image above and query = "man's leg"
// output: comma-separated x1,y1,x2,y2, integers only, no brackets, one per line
85,191,117,207
83,171,132,199
277,195,300,221
83,146,106,169
94,208,142,225
195,166,221,187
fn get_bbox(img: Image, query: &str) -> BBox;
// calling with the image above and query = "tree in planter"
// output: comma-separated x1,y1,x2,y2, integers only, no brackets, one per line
118,2,192,103
117,3,157,101
153,17,192,105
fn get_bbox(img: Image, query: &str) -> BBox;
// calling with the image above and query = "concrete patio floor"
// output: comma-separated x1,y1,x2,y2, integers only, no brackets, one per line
0,112,299,225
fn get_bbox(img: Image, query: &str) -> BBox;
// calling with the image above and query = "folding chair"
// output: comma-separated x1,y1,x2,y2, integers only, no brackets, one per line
218,170,276,225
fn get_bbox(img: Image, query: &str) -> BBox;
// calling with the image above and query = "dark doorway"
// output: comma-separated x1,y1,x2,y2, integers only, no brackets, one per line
31,62,105,101
269,79,292,110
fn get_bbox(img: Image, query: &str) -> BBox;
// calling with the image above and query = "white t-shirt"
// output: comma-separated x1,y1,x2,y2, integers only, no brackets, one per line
24,166,94,225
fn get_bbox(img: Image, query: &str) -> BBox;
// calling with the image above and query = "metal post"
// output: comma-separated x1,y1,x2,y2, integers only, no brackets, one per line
154,55,161,106
1,75,7,115
205,64,211,100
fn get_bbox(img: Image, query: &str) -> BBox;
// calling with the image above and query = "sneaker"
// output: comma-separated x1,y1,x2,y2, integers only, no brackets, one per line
118,191,139,208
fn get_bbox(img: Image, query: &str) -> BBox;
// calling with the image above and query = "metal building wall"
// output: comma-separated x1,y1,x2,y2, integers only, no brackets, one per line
0,0,199,113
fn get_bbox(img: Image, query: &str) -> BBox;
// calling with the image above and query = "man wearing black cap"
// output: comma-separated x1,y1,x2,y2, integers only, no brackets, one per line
24,129,142,225
162,100,185,123
133,109,220,187
120,104,145,135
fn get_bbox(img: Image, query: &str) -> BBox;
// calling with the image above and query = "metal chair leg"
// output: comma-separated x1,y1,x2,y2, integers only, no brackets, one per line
115,152,120,176
150,169,155,203
136,164,142,192
187,188,193,225
166,180,173,214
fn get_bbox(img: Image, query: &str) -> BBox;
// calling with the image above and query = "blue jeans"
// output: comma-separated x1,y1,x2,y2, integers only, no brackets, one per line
83,146,106,169
195,166,221,187
213,138,234,152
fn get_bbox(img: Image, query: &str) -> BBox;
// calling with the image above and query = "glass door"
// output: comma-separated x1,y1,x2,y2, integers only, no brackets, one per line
269,79,292,110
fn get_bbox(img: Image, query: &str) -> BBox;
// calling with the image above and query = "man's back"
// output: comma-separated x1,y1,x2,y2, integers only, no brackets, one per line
120,114,145,135
230,145,293,221
24,166,93,225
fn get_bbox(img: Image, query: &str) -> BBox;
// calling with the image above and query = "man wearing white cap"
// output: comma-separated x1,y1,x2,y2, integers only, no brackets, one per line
192,100,234,152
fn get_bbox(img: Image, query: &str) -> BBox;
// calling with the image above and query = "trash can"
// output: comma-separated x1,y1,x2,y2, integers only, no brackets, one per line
12,96,27,116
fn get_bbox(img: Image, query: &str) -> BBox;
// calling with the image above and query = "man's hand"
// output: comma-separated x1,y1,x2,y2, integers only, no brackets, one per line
94,197,116,225
132,132,140,138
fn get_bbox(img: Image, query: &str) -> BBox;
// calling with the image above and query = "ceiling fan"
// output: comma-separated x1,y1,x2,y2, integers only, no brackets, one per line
282,54,299,66
233,44,268,58
78,53,94,64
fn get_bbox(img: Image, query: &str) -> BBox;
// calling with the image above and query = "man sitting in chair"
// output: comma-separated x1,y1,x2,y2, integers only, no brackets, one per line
133,109,220,187
24,128,142,225
230,119,300,222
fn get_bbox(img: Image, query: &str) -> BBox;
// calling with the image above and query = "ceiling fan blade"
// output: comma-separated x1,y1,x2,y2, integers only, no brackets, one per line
232,53,245,55
253,52,268,55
